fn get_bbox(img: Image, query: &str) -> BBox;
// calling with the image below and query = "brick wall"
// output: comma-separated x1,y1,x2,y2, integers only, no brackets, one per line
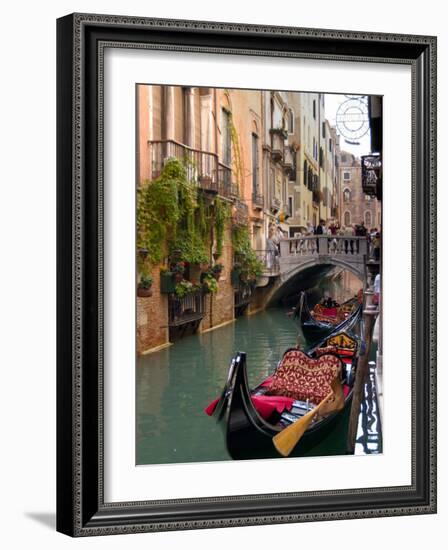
201,226,235,331
136,264,169,355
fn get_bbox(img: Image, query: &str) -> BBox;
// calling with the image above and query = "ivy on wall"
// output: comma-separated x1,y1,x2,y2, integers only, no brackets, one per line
231,226,263,281
137,157,232,273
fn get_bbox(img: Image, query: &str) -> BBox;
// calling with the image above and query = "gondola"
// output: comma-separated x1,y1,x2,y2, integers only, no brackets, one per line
292,290,361,345
205,327,363,460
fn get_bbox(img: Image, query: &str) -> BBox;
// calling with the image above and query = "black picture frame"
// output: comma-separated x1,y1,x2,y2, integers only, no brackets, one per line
57,13,437,536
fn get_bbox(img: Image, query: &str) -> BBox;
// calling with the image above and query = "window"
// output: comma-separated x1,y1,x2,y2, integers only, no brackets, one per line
329,138,333,152
344,211,351,227
322,122,326,138
343,171,351,181
221,108,231,166
252,133,259,194
303,160,308,187
341,154,347,163
343,188,351,202
288,196,293,217
313,99,316,119
288,108,294,133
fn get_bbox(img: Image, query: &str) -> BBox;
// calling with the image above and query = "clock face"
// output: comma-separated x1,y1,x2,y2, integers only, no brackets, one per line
336,97,370,141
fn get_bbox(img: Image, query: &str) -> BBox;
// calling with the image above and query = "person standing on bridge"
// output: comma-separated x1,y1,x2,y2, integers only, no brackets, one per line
315,219,325,252
315,219,325,235
355,221,367,253
344,224,355,254
372,230,381,261
306,221,316,254
266,227,277,270
337,225,345,254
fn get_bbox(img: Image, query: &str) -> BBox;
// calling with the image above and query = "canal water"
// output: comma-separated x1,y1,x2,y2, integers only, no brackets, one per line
136,301,381,465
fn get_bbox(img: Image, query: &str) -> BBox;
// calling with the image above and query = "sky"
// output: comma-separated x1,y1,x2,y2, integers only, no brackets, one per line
324,93,372,158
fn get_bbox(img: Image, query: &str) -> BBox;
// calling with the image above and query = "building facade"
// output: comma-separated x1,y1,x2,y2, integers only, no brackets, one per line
136,85,371,354
339,151,381,230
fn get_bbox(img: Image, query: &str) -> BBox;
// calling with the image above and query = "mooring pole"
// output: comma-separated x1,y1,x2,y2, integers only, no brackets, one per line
347,290,378,453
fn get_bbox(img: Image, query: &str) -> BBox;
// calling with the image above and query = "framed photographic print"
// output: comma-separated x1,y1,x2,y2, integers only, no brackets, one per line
56,13,437,536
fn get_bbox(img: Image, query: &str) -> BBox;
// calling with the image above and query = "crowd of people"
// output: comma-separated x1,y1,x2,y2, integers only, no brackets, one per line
290,219,381,259
265,219,381,264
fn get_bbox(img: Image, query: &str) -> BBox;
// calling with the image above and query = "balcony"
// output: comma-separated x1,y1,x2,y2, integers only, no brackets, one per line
234,282,253,317
232,199,249,226
312,189,322,204
271,196,281,214
269,128,287,163
217,162,232,197
282,146,294,176
168,290,205,327
148,140,232,198
361,154,382,199
252,191,264,210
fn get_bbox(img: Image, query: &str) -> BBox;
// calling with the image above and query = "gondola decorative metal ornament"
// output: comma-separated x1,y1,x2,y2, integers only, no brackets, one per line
57,12,436,536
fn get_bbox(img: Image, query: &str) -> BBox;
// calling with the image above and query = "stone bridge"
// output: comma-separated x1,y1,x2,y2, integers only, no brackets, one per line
256,235,368,305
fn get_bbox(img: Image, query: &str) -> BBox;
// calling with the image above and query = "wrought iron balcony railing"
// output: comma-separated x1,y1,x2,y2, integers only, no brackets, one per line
361,154,382,199
148,140,233,198
168,290,205,327
234,282,253,309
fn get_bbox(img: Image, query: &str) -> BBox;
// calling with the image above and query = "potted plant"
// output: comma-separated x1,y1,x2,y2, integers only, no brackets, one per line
160,267,176,294
269,126,288,140
172,262,185,283
202,273,218,294
137,274,153,297
211,263,224,280
170,249,182,261
198,174,213,190
174,279,196,299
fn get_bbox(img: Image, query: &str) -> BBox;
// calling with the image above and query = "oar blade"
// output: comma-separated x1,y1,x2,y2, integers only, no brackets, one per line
272,408,316,457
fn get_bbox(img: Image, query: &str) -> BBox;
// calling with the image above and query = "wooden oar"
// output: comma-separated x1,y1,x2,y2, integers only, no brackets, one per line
272,377,344,457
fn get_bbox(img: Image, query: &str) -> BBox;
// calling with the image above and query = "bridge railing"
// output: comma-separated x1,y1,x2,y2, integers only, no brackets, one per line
278,236,368,259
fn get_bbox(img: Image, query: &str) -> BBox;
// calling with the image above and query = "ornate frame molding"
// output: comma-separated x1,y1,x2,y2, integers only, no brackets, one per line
57,13,436,536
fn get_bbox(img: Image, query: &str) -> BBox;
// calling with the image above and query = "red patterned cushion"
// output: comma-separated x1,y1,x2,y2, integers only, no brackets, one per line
267,351,342,404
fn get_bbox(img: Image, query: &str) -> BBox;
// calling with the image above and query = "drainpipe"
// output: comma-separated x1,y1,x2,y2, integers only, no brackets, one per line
214,88,219,160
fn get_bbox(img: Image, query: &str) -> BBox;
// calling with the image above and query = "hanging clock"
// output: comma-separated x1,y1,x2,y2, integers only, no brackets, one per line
336,96,370,141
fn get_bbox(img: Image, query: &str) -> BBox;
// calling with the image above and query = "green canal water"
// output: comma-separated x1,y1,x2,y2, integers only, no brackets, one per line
136,305,381,465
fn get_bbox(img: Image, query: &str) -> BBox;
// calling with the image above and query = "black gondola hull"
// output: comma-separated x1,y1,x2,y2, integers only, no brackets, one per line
217,352,354,460
293,291,361,346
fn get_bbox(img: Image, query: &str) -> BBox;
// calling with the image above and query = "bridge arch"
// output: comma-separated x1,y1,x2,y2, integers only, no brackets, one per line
260,235,368,306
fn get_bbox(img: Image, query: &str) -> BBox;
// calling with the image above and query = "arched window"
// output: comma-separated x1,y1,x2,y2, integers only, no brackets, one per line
288,108,294,133
343,188,351,202
365,211,372,227
344,211,351,227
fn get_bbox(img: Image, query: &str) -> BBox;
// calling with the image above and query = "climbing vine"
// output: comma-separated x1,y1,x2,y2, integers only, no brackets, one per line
229,118,244,194
231,226,263,281
137,157,231,274
136,158,188,273
214,198,230,257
